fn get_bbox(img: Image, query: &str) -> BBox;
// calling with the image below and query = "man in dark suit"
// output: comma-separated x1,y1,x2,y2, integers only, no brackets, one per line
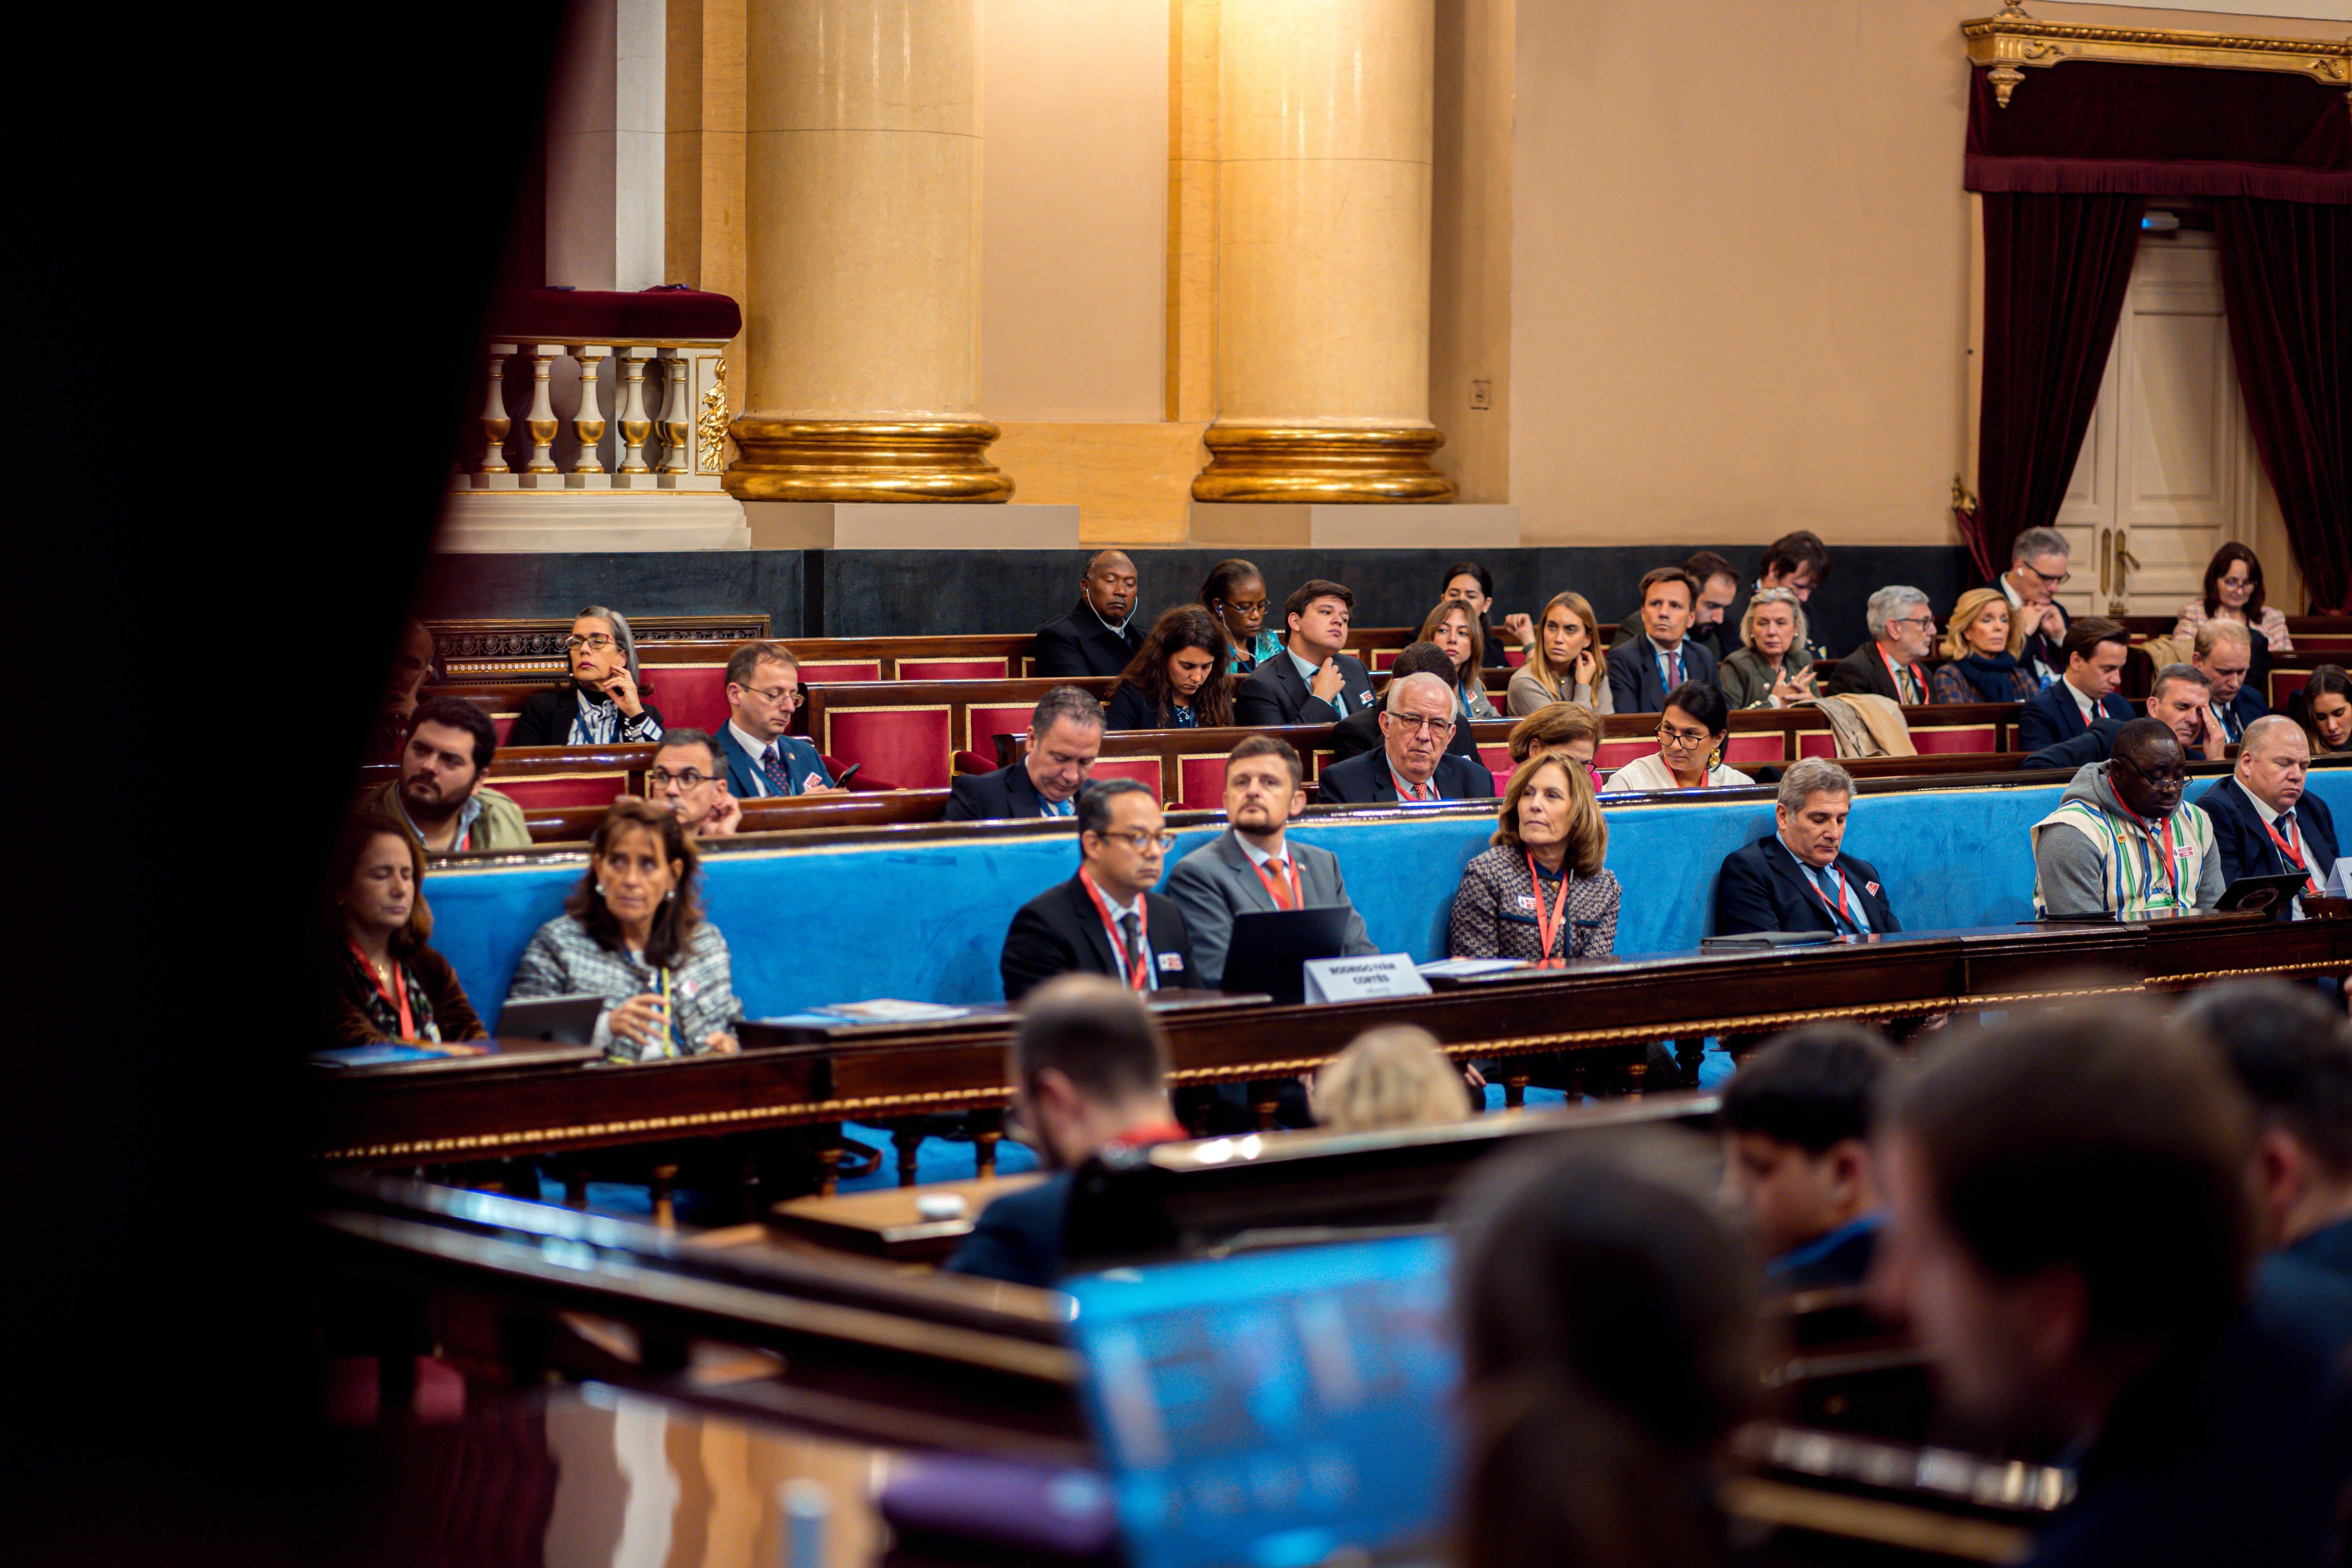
2197,716,2336,917
1032,549,1144,677
2193,620,2267,745
1605,567,1718,714
1233,578,1376,726
714,641,838,799
2022,716,2127,773
1610,550,1742,665
1994,526,2074,688
2015,616,2135,755
1328,641,1481,767
1000,778,1203,1002
945,687,1105,822
1714,758,1902,937
942,975,1188,1288
1317,673,1498,805
1825,585,1936,706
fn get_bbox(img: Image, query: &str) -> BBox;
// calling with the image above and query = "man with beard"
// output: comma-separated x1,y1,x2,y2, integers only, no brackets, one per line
360,695,530,853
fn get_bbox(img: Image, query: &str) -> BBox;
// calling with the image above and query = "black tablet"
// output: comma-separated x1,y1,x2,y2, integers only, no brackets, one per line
1220,908,1357,1005
497,993,608,1044
2215,871,2313,914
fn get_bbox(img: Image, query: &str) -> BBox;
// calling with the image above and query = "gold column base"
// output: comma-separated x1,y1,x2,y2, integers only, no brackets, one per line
1190,424,1457,503
723,419,1015,503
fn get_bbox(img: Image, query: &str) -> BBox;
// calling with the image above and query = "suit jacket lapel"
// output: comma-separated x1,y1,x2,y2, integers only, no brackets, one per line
1765,845,1832,931
1067,876,1121,975
1010,764,1043,816
1216,832,1277,911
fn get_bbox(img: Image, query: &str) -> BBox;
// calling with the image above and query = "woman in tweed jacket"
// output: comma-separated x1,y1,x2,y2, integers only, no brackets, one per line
1448,753,1620,964
507,799,742,1061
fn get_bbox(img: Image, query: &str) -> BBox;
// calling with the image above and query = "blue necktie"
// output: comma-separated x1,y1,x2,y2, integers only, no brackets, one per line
1044,797,1072,818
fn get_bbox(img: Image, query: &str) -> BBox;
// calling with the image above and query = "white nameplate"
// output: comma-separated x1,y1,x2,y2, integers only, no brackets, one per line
1303,953,1434,1004
2325,858,2351,898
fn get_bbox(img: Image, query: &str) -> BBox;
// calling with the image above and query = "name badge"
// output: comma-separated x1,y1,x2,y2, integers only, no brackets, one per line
1157,951,1187,973
1514,893,1541,913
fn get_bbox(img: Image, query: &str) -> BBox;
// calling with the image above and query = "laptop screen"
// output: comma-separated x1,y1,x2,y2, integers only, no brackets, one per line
1063,1232,1458,1568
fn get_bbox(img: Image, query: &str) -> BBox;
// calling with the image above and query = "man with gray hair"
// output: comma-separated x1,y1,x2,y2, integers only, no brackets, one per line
2196,715,2336,918
1995,526,2073,686
1826,587,1936,705
1714,757,1903,936
1316,671,1498,804
945,686,1106,821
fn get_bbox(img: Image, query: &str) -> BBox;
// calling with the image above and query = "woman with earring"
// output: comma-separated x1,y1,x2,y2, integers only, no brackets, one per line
507,798,740,1061
1200,558,1283,674
323,812,486,1047
1603,681,1751,791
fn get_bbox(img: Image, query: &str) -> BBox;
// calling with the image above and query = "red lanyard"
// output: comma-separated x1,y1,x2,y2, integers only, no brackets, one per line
1526,850,1571,965
1808,863,1853,929
1880,649,1920,704
2140,814,2182,905
1250,853,1301,911
1078,868,1150,990
349,939,415,1040
2263,815,2318,893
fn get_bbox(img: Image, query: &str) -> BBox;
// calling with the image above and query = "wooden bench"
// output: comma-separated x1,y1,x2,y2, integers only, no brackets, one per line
519,788,953,843
355,743,659,811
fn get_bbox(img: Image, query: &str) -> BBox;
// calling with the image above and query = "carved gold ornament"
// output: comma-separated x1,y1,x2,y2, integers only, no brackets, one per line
1963,5,2352,112
696,357,730,475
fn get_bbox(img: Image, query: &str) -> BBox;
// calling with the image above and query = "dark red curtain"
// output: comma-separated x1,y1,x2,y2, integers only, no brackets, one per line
2216,200,2352,614
1965,192,2146,584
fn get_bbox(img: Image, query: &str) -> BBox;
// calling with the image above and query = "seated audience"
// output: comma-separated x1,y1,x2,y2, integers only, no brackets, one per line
1165,737,1376,988
507,799,740,1061
1233,578,1376,726
1506,700,1604,789
1317,672,1498,804
944,687,1105,821
1614,551,1740,665
1716,586,1819,709
1605,568,1717,714
1714,758,1900,937
1608,681,1752,792
362,695,530,853
651,729,741,838
1868,1004,2349,1566
2175,541,2293,655
1329,642,1482,766
2016,616,2134,755
1756,528,1831,604
1440,560,1534,669
1506,591,1611,717
944,975,1188,1288
1447,752,1620,963
1105,606,1235,731
2292,664,2352,757
1929,587,2037,705
1994,525,2073,687
1312,1026,1474,1134
2197,716,2334,912
2022,663,2226,772
715,641,837,798
1718,1023,1894,1290
1826,586,1937,705
1200,557,1283,673
509,605,666,746
323,812,485,1047
1000,779,1201,1002
367,619,441,754
2031,719,2222,917
2193,620,2265,745
1033,549,1144,678
1451,1135,1759,1568
1420,598,1499,720
2176,981,2352,1355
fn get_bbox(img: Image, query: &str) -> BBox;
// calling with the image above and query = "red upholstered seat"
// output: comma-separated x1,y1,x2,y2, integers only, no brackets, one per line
491,775,628,810
798,659,884,683
1478,743,1512,774
967,703,1041,758
488,285,742,342
1597,739,1654,770
901,657,1010,680
492,715,516,745
1797,733,1838,759
643,667,731,733
1505,646,1528,668
821,706,956,791
1370,649,1401,672
1723,734,1783,769
1176,754,1232,809
1090,757,1164,795
2273,669,2312,708
1910,723,1999,754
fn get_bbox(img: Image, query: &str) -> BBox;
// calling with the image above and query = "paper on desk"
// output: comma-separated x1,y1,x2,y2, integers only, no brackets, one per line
810,999,971,1022
1414,957,1526,978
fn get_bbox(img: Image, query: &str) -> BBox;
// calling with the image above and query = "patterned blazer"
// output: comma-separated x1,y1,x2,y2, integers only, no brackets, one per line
507,914,742,1061
1448,845,1621,962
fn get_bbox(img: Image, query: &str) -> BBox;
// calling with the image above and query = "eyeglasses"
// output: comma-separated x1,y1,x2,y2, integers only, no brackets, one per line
1891,615,1938,631
1096,829,1177,852
650,768,717,790
1387,714,1457,737
2115,753,2188,787
564,633,617,652
737,683,801,706
2021,565,2071,587
1657,724,1714,749
1222,600,1269,616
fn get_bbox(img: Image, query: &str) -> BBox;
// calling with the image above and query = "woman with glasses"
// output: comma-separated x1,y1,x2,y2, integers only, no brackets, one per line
506,799,740,1061
508,605,668,747
1421,599,1501,720
1201,558,1283,674
1447,753,1620,965
1506,591,1612,717
1106,606,1237,730
1717,587,1820,710
1930,588,2038,705
322,812,487,1048
1506,701,1606,793
1604,682,1751,792
2173,542,2293,655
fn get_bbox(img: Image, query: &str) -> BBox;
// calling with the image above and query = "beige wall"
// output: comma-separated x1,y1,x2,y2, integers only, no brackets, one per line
1429,0,1514,504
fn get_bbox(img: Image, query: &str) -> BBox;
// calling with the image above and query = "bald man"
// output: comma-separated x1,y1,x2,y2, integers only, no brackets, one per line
2197,715,2336,919
1034,549,1145,677
1316,672,1499,804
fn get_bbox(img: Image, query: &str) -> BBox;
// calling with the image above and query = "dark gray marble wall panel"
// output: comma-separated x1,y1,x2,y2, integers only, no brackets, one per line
416,551,806,636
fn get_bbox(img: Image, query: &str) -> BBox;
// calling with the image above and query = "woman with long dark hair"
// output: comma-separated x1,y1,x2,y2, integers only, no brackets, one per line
2173,542,2293,654
321,812,485,1047
1105,606,1236,729
2291,664,2351,757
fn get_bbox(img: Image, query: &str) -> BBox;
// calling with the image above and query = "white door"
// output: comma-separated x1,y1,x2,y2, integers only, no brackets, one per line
2054,229,2259,620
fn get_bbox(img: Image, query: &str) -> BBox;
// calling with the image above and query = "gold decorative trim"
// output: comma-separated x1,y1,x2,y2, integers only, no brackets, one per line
723,419,1015,503
1190,424,1458,504
1962,7,2352,110
696,357,731,475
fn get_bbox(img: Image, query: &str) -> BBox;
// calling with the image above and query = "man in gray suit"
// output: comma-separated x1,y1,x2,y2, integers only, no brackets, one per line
1166,736,1377,988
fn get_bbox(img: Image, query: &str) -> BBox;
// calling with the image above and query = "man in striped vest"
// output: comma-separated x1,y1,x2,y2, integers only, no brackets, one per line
2032,719,2223,918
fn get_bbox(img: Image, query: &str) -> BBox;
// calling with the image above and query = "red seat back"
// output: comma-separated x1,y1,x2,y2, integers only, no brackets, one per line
820,707,956,791
643,666,732,733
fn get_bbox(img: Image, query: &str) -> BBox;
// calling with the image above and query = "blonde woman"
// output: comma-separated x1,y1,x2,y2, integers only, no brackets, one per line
1448,752,1621,963
1314,1026,1475,1133
1421,599,1500,720
1930,587,2038,704
1716,587,1819,709
1506,592,1613,717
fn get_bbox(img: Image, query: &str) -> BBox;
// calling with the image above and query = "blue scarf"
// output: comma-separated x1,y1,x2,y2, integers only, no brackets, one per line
1950,651,2027,704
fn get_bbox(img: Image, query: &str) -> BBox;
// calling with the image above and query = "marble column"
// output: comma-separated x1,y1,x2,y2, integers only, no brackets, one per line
726,0,1011,502
1194,0,1454,503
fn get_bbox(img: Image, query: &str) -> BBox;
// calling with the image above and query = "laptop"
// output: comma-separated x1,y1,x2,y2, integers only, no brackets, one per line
1220,908,1358,1006
1063,1231,1457,1568
495,993,608,1044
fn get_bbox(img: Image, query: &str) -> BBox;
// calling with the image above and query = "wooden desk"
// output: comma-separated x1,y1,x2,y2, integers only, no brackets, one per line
769,1173,1045,1262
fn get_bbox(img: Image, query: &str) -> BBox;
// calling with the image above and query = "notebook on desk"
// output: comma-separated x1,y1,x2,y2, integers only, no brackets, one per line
1062,1231,1457,1568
